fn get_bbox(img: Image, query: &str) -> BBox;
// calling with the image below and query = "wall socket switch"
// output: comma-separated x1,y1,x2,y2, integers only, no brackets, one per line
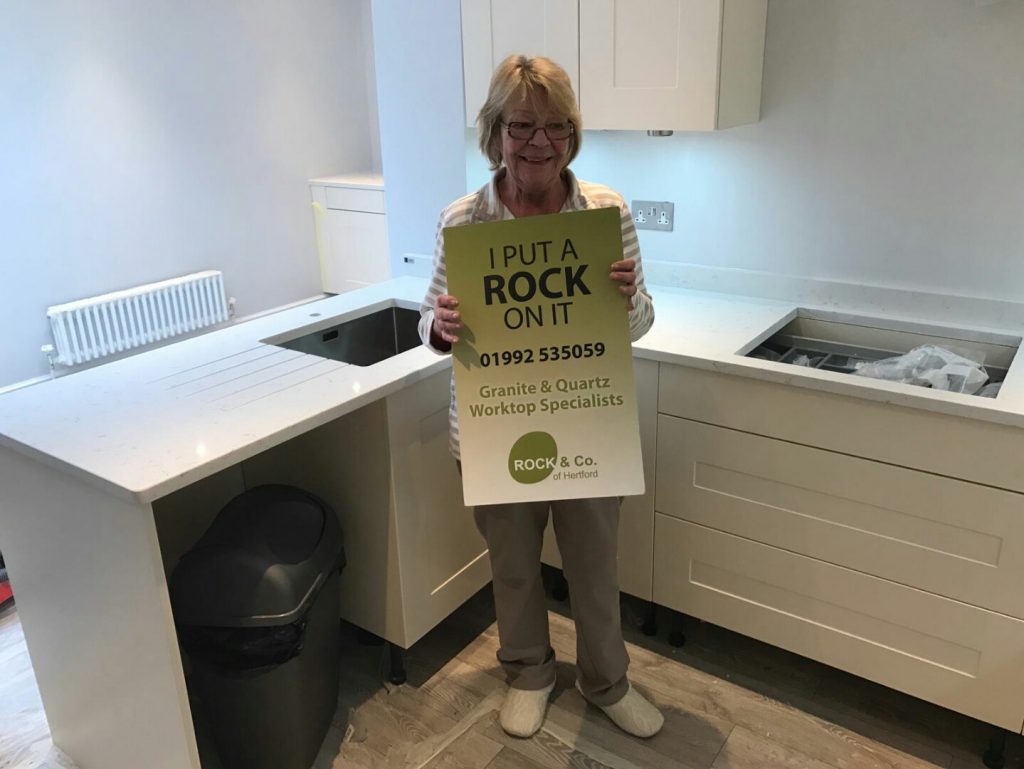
631,200,674,231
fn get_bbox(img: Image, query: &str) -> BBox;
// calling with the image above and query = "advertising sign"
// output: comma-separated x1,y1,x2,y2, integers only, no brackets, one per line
444,206,644,506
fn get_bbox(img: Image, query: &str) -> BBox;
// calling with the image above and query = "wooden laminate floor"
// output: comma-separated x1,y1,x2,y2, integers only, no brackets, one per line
0,606,74,769
2,583,1023,769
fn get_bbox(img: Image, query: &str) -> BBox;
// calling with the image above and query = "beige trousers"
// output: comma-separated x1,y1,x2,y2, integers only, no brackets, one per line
473,496,630,707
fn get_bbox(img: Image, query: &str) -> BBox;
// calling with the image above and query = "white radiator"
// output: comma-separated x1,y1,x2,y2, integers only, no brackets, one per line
46,270,229,366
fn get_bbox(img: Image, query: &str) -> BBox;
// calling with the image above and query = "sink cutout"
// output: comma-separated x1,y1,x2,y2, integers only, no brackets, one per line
269,306,421,366
742,309,1020,398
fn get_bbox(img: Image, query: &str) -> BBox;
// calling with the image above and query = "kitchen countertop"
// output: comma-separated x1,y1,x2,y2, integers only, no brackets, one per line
634,283,1024,420
1,276,1021,504
308,172,384,189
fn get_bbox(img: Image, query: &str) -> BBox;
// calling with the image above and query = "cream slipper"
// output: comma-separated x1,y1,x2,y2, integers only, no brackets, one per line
499,680,556,738
577,681,664,738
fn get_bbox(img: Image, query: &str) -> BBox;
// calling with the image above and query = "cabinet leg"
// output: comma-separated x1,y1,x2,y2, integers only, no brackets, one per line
641,601,658,636
669,612,686,648
387,643,407,686
983,727,1007,769
550,570,569,602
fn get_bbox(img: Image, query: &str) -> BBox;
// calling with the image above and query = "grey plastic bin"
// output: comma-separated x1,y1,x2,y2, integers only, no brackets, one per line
170,485,344,769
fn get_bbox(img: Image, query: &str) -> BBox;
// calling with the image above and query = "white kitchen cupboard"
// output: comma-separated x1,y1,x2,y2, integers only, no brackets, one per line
309,174,390,294
540,357,658,601
461,0,579,128
460,0,767,131
654,515,1024,732
241,370,490,650
581,0,768,130
652,364,1024,732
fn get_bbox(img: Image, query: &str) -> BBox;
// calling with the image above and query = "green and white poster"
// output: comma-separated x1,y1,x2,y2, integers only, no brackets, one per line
444,206,644,506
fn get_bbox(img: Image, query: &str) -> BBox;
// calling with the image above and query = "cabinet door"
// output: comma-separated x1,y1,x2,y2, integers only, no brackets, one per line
461,0,579,128
323,209,390,293
387,370,492,647
580,0,720,130
580,0,766,130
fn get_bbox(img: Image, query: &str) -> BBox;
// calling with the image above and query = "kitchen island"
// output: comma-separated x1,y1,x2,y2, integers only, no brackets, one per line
1,275,1023,768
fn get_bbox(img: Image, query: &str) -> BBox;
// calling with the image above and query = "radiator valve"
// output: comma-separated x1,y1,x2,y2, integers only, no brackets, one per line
41,344,57,377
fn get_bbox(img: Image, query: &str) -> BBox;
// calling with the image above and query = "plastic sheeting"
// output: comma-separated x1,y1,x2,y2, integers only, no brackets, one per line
853,345,988,394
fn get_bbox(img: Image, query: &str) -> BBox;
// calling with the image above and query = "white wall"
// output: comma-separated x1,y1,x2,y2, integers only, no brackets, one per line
467,0,1024,302
0,0,380,386
371,0,468,274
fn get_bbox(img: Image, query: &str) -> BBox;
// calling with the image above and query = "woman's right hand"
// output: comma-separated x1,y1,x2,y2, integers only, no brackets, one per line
432,294,462,346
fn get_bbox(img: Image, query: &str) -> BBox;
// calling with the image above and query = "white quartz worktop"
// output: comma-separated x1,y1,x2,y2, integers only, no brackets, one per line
308,172,384,190
633,284,1024,424
1,277,1022,504
0,278,441,504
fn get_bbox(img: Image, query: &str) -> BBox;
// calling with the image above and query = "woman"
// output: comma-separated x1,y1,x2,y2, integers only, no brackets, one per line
418,55,660,739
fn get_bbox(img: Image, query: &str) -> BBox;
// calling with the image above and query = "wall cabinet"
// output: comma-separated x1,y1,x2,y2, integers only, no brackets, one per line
652,364,1024,731
461,0,579,129
461,0,768,131
310,175,390,294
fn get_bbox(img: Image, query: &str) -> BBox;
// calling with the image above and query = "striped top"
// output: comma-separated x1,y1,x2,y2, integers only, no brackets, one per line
418,168,655,459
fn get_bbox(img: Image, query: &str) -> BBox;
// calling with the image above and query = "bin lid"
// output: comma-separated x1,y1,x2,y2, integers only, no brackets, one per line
170,485,343,628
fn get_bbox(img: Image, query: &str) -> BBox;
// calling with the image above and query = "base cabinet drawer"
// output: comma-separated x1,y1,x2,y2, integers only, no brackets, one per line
656,364,1024,493
653,515,1024,731
655,415,1024,618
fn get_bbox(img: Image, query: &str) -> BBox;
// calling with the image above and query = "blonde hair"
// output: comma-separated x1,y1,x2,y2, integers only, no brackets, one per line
476,55,582,171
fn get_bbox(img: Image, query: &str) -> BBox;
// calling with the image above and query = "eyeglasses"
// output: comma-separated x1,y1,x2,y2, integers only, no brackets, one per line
501,120,575,141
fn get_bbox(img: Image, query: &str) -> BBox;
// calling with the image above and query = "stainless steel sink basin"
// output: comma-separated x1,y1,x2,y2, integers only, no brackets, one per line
742,309,1019,397
272,307,421,366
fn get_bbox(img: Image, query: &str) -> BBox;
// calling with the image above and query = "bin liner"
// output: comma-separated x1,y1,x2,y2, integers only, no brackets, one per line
177,619,307,670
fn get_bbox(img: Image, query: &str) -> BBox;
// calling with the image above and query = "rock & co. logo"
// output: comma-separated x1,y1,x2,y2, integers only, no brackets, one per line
507,431,558,484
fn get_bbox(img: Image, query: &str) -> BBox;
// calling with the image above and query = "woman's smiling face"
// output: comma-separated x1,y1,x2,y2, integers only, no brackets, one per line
498,92,573,199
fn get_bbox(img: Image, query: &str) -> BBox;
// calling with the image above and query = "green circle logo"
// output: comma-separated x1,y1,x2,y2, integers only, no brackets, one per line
508,432,558,484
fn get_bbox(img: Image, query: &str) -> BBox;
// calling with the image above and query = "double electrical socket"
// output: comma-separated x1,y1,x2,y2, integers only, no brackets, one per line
631,200,674,231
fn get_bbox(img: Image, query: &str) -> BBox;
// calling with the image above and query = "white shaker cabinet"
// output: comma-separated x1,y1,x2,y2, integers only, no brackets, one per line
460,0,767,131
580,0,768,130
652,364,1024,731
310,174,390,294
461,0,579,128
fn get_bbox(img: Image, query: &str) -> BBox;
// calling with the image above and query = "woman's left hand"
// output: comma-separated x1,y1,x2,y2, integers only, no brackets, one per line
610,259,638,310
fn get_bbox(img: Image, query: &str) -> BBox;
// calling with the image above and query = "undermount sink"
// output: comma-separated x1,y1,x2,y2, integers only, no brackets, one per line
742,309,1020,397
270,306,421,366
